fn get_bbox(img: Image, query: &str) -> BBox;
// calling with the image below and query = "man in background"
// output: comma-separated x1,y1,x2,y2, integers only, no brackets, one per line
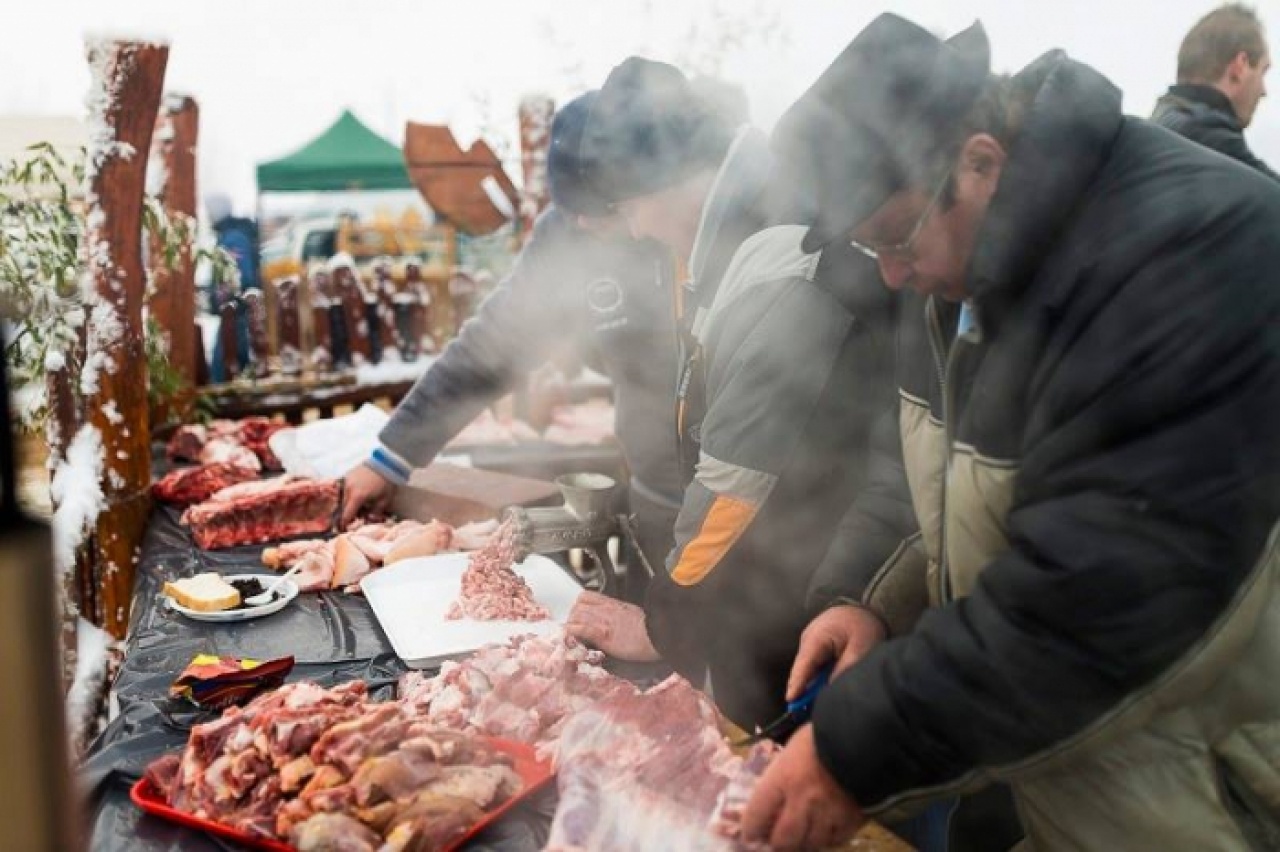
1154,3,1278,179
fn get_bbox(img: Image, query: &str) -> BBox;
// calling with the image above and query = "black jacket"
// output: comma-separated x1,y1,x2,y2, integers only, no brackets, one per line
1152,83,1280,181
378,209,685,506
811,53,1280,811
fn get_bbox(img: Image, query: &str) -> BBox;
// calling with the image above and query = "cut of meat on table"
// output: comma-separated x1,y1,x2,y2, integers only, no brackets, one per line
165,423,208,464
545,674,780,852
180,475,340,550
397,632,637,750
262,538,332,571
261,540,336,594
445,520,549,622
237,417,287,470
199,437,262,472
261,518,461,593
167,417,288,471
143,679,529,850
152,462,258,507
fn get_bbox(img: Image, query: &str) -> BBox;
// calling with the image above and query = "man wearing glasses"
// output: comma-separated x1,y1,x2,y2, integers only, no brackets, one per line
742,13,1280,851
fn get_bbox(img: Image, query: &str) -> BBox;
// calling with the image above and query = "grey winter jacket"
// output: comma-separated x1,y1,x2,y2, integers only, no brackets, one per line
373,209,685,508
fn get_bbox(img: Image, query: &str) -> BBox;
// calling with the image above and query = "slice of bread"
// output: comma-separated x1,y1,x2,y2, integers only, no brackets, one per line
164,573,241,612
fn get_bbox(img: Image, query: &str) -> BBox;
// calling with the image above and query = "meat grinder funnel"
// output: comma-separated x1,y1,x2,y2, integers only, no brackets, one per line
554,472,617,520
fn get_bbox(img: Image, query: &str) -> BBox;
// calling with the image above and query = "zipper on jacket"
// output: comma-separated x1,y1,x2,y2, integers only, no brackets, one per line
925,297,952,605
931,298,982,607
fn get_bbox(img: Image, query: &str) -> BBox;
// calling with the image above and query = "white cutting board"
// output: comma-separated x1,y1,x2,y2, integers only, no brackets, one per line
360,552,584,668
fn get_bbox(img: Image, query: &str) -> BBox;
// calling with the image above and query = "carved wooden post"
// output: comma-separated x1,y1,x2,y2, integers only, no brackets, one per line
518,95,554,243
374,264,400,362
82,38,169,638
336,266,371,366
329,301,351,370
244,289,270,376
147,94,198,386
277,278,302,374
311,299,333,373
309,268,333,373
218,297,240,381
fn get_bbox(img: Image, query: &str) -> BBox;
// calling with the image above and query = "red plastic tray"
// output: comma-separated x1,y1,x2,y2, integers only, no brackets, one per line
131,737,554,852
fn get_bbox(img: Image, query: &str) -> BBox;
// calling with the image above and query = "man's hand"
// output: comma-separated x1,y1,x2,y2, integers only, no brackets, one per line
341,464,396,528
565,591,661,662
740,724,865,851
787,604,886,701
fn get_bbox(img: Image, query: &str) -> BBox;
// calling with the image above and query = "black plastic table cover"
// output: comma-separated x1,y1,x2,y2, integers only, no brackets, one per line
81,505,565,852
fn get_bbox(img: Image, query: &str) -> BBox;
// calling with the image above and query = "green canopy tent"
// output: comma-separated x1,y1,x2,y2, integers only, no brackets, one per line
256,110,412,192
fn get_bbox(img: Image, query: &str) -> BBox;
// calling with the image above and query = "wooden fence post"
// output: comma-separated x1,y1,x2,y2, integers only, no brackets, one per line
148,94,199,388
82,38,169,637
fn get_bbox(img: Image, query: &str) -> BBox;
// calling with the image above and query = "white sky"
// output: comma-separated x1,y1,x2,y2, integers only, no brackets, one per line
3,0,1279,213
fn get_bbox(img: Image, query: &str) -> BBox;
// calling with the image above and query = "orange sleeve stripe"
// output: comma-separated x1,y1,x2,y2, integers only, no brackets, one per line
671,495,759,586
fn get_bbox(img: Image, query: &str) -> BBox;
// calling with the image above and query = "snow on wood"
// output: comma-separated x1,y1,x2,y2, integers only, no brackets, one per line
78,293,124,397
81,36,170,637
49,423,105,575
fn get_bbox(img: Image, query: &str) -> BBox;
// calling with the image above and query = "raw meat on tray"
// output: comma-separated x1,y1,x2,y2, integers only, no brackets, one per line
140,679,539,852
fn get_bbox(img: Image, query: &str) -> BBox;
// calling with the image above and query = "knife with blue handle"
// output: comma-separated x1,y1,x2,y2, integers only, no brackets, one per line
732,661,834,747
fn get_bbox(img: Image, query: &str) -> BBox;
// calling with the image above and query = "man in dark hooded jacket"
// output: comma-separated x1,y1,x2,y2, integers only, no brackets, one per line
1153,3,1278,180
742,13,1280,851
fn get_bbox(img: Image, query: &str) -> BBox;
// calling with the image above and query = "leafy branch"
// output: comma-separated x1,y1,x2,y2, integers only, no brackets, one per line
1,142,236,434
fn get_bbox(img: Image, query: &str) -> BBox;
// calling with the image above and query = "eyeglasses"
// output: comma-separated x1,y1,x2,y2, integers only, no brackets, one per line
850,169,951,262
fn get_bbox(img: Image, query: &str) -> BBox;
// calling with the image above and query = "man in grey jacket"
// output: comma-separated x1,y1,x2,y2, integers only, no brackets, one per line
565,58,898,732
341,93,685,583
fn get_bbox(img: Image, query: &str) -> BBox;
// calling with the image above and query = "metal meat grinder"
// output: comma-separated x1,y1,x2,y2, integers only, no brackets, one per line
503,473,654,596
